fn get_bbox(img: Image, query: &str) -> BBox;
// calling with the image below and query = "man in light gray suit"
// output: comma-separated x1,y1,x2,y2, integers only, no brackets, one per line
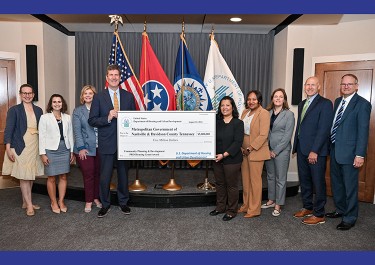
263,88,295,216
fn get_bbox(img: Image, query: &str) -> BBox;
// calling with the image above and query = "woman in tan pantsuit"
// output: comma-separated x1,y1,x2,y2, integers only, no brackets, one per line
238,90,270,218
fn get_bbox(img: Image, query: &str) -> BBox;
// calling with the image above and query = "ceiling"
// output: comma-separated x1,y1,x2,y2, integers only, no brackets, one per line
1,14,375,34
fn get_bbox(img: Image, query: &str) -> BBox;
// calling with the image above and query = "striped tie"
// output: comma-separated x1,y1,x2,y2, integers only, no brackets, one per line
113,91,119,111
330,99,346,143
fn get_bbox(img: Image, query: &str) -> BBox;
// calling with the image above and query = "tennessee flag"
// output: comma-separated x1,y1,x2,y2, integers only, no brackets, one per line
204,37,244,114
140,32,176,111
107,32,145,111
173,34,213,111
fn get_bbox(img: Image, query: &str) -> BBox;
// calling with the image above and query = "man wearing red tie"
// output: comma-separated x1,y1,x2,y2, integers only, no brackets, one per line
325,74,371,230
88,65,136,218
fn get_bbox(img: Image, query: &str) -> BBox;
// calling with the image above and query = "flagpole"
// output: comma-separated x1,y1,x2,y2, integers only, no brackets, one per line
129,21,147,192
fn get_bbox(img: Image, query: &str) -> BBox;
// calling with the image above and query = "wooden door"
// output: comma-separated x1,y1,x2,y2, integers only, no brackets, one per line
315,60,375,203
0,59,17,175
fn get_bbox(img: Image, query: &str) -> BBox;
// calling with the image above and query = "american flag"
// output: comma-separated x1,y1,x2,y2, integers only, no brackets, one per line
108,32,145,110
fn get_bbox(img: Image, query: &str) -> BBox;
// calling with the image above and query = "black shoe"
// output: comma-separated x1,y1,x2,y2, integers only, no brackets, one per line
325,211,343,218
119,205,131,215
209,210,223,216
336,221,355,230
223,214,235,221
97,207,110,218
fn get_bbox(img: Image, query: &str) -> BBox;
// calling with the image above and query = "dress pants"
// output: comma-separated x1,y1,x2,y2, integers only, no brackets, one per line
297,145,327,217
330,144,359,224
99,152,129,208
212,162,241,216
265,147,290,206
75,150,100,202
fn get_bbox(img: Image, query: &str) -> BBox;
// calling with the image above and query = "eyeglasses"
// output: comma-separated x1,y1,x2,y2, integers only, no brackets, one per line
340,83,357,87
20,92,34,96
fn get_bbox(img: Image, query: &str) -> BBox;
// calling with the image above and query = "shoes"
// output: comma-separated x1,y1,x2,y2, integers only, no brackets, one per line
272,209,281,217
84,203,92,213
94,201,102,209
22,204,40,210
244,213,260,218
293,208,313,218
209,210,223,216
98,207,111,218
222,214,235,221
119,205,131,215
60,206,68,213
336,221,355,231
302,215,325,225
51,204,60,214
26,210,35,216
261,202,275,209
237,208,247,213
325,211,343,218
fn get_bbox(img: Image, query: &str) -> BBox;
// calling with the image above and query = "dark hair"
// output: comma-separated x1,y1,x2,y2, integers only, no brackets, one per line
266,88,290,111
19,84,34,94
46,94,68,113
245,90,263,108
341,73,358,84
106,64,121,75
217,96,239,119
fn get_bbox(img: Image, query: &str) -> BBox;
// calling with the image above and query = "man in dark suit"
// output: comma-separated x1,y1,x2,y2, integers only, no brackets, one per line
292,76,334,225
88,64,136,218
325,74,371,230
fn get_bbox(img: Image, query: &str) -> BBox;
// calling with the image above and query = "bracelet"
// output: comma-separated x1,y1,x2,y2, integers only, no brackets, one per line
246,147,251,152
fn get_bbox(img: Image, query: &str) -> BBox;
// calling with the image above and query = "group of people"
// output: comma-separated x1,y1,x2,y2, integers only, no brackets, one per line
210,74,371,231
2,70,371,229
2,64,135,218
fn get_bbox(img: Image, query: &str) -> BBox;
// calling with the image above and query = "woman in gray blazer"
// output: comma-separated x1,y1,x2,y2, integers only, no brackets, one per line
73,85,101,213
263,88,295,216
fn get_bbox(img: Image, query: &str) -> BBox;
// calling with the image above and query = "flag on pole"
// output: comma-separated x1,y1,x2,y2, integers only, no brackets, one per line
140,32,176,111
173,35,213,111
108,32,145,111
204,37,244,114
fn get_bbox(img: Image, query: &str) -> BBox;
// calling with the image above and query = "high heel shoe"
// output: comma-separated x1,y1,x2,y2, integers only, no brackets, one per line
26,209,35,216
60,206,68,213
84,202,92,213
22,204,41,210
51,204,60,214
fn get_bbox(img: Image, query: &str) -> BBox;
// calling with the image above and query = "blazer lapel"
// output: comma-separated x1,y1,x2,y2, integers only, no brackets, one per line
340,94,358,123
103,89,113,109
272,109,285,129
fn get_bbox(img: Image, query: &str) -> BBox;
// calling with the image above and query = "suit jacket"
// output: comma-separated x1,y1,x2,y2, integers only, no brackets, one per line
3,103,43,156
268,109,295,156
293,94,333,156
39,113,74,154
72,105,97,156
331,93,371,164
241,106,270,161
88,88,136,155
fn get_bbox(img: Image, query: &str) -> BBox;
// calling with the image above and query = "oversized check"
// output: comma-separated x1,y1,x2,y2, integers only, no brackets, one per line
117,111,216,160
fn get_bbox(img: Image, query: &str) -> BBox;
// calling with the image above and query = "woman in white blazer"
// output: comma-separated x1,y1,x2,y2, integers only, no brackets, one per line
39,94,74,214
263,88,295,217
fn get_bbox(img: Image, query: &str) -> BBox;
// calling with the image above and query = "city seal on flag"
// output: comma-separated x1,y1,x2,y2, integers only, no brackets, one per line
142,80,171,111
174,78,211,111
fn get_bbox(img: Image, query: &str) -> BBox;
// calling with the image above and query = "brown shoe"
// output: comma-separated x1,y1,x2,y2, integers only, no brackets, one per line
302,215,325,225
244,213,260,218
293,208,313,218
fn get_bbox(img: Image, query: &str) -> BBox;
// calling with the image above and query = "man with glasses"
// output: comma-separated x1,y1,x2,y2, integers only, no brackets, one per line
325,74,371,230
292,76,333,225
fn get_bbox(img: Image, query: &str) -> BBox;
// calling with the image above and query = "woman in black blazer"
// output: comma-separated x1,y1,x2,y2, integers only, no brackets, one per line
209,96,244,221
2,84,44,216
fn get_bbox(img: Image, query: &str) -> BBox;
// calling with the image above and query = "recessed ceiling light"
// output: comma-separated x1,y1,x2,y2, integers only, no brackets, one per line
230,17,242,22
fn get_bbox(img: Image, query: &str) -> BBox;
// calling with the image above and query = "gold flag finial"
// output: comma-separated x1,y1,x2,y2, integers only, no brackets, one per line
143,20,147,33
109,15,123,32
210,25,215,40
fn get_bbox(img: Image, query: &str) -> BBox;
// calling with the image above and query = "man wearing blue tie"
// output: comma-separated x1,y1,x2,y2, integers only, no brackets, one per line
88,65,136,218
325,74,371,230
292,76,334,225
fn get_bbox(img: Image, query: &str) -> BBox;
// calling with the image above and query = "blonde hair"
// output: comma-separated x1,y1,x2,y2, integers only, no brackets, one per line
80,85,97,104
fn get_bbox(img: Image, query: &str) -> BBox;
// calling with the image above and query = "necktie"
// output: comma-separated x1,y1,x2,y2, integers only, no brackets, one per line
113,91,119,111
300,99,309,122
330,99,346,143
